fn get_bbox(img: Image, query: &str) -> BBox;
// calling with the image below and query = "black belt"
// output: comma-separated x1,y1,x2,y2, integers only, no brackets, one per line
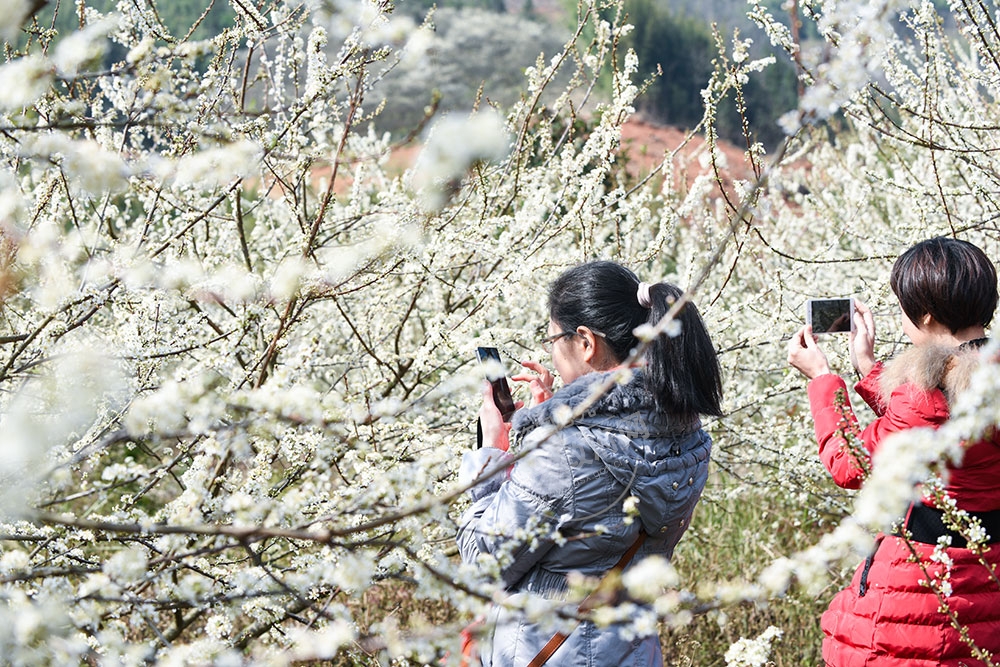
903,503,1000,548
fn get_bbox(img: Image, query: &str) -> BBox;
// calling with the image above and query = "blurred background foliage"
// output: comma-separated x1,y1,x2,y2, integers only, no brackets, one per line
34,0,235,41
617,0,799,149
30,0,800,148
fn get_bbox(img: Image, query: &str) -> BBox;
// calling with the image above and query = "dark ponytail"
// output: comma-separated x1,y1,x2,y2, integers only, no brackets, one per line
644,282,723,417
548,261,723,418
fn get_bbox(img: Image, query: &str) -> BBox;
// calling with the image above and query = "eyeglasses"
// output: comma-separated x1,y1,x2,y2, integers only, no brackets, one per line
540,329,606,353
540,331,577,353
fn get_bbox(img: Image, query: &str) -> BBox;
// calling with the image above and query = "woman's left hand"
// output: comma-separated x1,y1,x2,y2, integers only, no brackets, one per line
850,300,877,377
787,324,832,379
479,383,517,451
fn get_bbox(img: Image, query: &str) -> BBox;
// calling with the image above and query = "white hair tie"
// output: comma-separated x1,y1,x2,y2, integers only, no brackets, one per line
637,282,653,308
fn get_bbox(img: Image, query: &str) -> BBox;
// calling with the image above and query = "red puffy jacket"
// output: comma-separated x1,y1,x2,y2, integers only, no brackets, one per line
807,344,1000,666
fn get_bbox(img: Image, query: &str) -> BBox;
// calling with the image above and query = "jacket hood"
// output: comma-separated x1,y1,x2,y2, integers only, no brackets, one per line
510,369,701,435
510,370,710,535
880,340,988,405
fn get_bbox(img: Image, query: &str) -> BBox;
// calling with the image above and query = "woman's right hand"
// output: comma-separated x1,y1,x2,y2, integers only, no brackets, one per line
850,300,876,377
787,324,832,380
510,359,554,405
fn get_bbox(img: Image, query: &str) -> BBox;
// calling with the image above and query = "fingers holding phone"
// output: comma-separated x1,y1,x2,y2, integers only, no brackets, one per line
476,347,517,421
476,347,518,450
474,349,556,448
787,324,832,379
850,300,876,377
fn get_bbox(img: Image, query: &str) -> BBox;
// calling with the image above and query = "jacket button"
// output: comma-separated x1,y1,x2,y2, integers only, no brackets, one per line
672,482,679,489
688,477,694,485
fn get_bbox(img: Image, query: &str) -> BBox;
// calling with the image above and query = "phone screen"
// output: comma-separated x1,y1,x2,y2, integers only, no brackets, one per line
808,298,854,334
476,347,516,421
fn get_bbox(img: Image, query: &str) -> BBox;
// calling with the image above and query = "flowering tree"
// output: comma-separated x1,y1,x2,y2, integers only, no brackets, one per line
0,0,998,664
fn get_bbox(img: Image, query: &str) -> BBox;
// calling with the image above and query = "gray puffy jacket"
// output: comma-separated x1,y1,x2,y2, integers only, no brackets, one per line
457,370,712,666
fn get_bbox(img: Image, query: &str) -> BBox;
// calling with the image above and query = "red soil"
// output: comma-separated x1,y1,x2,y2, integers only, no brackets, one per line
619,117,752,191
302,117,751,198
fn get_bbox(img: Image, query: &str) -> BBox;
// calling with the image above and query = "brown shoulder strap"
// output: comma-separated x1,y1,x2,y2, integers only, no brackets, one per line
525,531,647,667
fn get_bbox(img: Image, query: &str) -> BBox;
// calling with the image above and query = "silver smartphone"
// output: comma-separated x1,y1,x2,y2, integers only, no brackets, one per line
806,298,855,334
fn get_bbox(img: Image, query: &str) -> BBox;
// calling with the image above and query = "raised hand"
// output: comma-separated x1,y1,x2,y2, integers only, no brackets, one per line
850,300,877,377
511,359,555,405
787,324,832,380
479,383,513,451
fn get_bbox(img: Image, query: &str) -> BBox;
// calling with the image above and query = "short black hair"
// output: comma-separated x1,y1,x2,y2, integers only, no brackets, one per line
890,237,998,333
548,261,723,417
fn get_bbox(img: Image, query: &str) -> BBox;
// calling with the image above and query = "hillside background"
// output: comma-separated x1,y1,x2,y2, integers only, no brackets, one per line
40,0,802,148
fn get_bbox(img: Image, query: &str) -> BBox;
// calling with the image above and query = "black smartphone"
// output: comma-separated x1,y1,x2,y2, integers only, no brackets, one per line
806,298,855,334
475,346,516,422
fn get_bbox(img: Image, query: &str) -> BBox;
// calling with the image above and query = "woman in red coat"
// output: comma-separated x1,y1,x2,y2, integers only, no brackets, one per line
787,237,1000,666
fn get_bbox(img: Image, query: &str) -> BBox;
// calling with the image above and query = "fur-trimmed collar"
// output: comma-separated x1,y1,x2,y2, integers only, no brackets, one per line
509,369,700,440
879,343,986,404
511,370,654,433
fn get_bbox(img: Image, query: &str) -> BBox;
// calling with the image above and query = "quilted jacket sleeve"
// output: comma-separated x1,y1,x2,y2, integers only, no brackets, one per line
807,374,870,489
456,426,574,589
854,361,887,415
807,370,950,489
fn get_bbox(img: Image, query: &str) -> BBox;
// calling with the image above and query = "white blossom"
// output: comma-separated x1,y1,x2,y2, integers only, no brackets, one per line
0,0,30,44
288,619,358,660
623,555,680,600
126,35,156,64
52,18,115,77
725,625,783,667
103,547,148,583
164,141,263,189
0,55,54,110
20,134,130,194
411,109,511,210
0,549,29,574
0,0,997,662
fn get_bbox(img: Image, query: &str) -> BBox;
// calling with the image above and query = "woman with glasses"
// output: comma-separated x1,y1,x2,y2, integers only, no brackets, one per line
457,260,723,666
